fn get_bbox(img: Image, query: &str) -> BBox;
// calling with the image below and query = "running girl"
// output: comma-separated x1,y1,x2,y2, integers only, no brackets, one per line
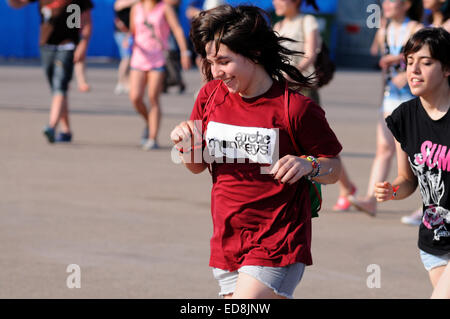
376,27,450,298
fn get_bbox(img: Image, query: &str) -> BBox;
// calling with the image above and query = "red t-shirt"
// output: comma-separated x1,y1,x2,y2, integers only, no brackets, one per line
190,80,342,271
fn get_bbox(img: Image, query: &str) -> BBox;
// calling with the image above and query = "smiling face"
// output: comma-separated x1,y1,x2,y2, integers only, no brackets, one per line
205,41,257,96
406,44,450,97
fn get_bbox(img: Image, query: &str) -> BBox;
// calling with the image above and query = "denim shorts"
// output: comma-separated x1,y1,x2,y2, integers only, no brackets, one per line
419,249,450,271
131,65,166,72
212,263,305,299
114,31,132,59
40,46,74,96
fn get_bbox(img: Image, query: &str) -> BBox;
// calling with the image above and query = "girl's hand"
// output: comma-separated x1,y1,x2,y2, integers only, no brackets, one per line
379,54,401,70
73,42,87,63
391,72,408,89
170,120,195,144
374,181,394,202
270,155,313,185
170,120,201,151
180,54,192,70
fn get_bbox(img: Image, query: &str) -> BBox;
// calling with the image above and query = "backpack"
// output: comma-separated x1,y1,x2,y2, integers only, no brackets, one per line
301,15,335,88
283,81,322,218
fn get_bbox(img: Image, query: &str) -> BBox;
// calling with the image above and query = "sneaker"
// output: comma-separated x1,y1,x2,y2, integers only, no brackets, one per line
401,208,422,226
55,132,72,143
333,196,352,211
142,139,159,151
141,125,149,146
179,83,186,94
333,186,357,211
42,125,55,143
114,83,127,95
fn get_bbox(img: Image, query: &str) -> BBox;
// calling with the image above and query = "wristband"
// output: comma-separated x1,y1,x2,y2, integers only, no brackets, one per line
176,142,203,154
301,155,320,180
390,185,399,200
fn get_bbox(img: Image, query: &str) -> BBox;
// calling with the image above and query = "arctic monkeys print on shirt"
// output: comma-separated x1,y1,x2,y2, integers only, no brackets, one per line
205,121,278,164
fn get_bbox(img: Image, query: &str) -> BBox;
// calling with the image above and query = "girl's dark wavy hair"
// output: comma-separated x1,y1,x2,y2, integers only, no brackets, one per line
403,27,450,86
189,4,313,90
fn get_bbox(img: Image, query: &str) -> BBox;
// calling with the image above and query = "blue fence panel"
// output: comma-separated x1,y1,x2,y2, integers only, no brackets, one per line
0,0,119,58
88,0,118,57
0,0,338,59
0,1,40,58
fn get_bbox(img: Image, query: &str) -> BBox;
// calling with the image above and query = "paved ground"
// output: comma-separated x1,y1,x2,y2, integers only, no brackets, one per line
0,61,431,299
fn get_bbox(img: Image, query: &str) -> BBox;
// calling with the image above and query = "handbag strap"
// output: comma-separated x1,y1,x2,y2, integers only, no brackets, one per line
284,81,302,156
202,80,223,175
203,81,222,132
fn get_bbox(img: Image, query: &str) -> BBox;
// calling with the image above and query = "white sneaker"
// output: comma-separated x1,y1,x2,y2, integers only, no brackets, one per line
114,83,128,95
401,208,422,226
142,139,159,151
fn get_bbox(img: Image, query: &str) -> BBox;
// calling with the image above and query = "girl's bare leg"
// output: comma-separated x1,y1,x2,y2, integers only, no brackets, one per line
146,70,165,141
430,263,450,298
350,113,396,215
231,272,285,299
49,94,69,131
129,69,148,121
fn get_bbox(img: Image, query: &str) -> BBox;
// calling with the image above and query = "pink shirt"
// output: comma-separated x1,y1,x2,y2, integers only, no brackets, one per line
130,1,170,71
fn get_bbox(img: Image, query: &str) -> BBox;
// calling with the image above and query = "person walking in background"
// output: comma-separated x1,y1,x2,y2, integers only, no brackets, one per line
272,0,321,104
129,0,191,150
376,27,450,298
7,0,94,144
349,0,423,216
272,0,357,212
171,5,342,299
114,0,138,95
400,0,450,225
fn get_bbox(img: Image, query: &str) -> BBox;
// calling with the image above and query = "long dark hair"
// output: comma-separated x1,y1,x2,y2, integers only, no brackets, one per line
403,27,450,86
427,0,450,25
406,0,423,22
190,5,313,90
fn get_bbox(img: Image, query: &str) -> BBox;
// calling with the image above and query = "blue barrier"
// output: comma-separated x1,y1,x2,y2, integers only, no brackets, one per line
0,0,118,58
0,0,337,59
